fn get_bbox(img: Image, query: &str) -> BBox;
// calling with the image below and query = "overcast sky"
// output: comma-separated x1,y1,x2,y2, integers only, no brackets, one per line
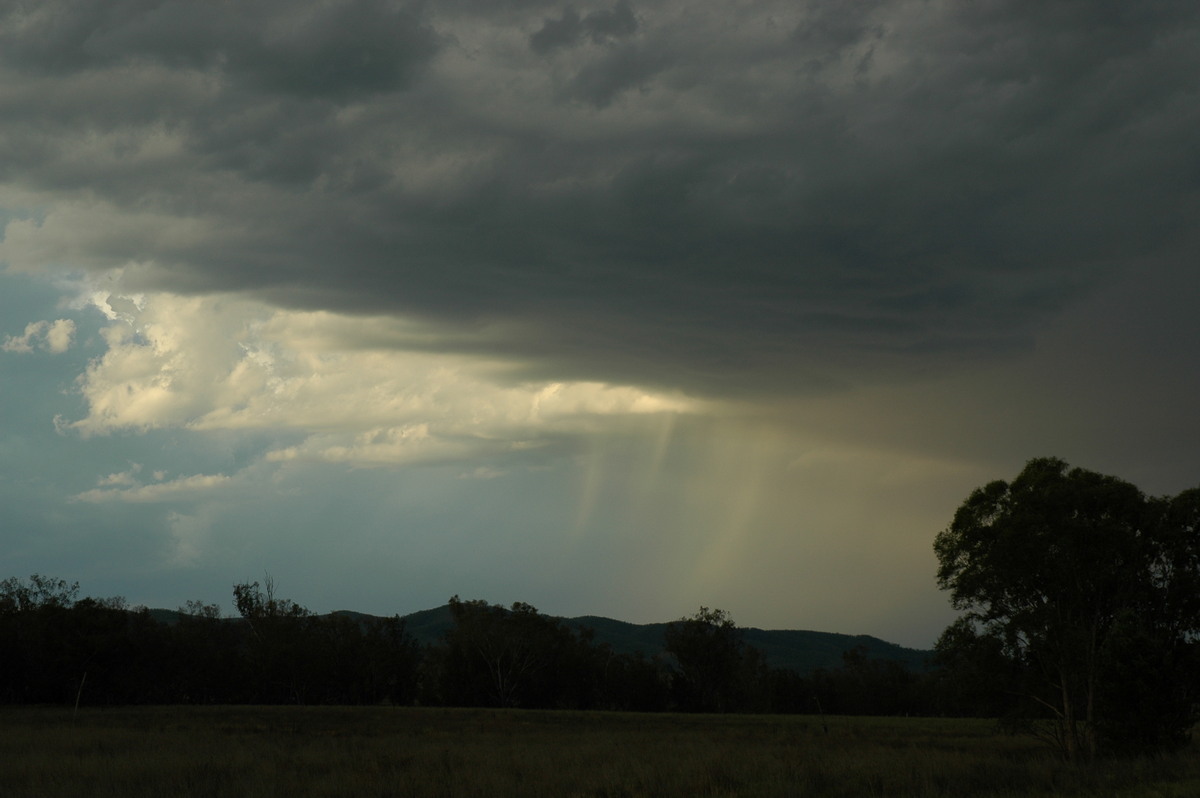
1,0,1198,648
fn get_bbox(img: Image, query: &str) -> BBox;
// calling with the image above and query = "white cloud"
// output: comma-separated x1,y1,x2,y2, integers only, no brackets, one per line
73,472,233,504
164,511,210,567
96,464,142,487
2,318,75,353
61,286,698,467
44,318,76,352
1,322,40,353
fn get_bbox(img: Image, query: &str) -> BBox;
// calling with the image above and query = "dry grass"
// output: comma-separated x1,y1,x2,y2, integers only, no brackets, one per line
0,707,1195,797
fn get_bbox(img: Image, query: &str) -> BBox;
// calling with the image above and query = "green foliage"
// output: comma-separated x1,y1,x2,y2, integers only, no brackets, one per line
934,457,1200,759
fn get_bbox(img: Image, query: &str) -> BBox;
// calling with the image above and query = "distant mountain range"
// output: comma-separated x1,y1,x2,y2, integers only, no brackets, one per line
381,605,933,673
150,603,932,673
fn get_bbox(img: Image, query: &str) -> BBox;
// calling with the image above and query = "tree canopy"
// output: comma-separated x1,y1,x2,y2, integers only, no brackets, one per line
664,607,760,712
934,457,1200,759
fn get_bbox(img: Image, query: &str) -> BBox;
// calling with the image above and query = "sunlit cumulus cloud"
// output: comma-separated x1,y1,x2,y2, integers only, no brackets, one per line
63,288,697,468
2,318,76,353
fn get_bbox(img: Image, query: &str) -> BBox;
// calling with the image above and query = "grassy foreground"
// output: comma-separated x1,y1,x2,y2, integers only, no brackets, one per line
1,706,1197,797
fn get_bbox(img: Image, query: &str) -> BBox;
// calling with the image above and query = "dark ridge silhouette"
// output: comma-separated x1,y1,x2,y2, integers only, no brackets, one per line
330,606,931,673
152,604,930,673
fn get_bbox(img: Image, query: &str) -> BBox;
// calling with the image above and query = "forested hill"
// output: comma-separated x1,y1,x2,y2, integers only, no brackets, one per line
8,581,937,711
388,605,931,673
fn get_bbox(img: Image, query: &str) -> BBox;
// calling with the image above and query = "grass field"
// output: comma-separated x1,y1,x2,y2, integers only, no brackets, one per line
1,706,1197,797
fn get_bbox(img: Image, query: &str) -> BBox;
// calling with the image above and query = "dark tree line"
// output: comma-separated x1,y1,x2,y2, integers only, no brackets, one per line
0,575,421,707
0,575,939,714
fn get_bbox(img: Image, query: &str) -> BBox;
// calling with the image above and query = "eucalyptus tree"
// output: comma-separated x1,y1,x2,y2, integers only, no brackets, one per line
663,607,749,712
232,576,315,703
934,457,1200,759
438,596,592,708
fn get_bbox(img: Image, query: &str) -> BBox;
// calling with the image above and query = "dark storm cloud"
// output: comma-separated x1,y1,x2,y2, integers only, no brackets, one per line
1,0,1197,396
0,0,441,98
529,1,637,54
558,44,666,107
792,0,886,65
